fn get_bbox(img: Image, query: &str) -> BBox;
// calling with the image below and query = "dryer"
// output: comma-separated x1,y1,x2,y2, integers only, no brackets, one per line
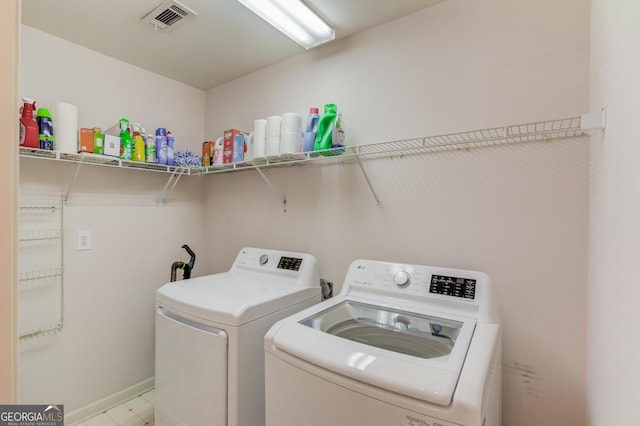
155,247,321,426
264,259,501,426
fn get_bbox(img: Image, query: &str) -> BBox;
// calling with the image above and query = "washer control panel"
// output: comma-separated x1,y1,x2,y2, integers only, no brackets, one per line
429,274,476,300
345,260,486,303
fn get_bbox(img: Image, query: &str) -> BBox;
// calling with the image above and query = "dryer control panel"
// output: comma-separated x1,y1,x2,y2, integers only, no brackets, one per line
230,247,320,286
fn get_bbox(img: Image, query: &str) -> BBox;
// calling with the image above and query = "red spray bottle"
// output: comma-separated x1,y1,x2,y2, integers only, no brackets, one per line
19,97,39,148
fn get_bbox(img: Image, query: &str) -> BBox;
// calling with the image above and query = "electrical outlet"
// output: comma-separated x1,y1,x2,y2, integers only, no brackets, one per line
76,230,92,251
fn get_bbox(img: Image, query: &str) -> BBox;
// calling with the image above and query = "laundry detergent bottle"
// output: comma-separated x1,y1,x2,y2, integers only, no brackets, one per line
19,97,39,148
302,107,320,152
313,103,337,154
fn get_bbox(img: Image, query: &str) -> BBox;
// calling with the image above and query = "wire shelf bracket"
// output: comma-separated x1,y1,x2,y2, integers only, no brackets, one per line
356,157,381,207
255,166,287,212
157,167,188,206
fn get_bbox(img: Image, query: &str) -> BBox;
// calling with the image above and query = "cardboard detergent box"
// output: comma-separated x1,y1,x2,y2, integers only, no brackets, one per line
103,134,121,157
202,141,211,166
223,129,242,163
78,128,94,153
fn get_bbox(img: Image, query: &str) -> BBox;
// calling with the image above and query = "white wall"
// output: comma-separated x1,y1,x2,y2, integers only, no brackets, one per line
19,25,207,412
588,2,640,425
20,26,205,152
204,1,590,425
0,0,19,403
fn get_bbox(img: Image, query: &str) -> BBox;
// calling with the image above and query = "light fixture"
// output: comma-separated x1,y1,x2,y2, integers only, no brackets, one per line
237,0,335,49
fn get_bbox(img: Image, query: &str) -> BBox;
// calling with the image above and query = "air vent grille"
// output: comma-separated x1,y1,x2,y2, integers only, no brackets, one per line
141,0,197,32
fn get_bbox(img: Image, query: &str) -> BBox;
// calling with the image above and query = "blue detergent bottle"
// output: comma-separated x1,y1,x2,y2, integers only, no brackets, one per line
302,107,320,152
167,131,175,165
156,128,168,165
313,104,337,155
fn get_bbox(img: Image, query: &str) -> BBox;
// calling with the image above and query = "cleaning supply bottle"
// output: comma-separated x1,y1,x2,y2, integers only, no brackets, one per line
19,97,39,148
145,132,156,163
156,128,168,165
119,118,132,160
36,107,54,150
132,123,145,162
166,131,175,165
313,103,337,154
212,137,223,165
302,107,320,152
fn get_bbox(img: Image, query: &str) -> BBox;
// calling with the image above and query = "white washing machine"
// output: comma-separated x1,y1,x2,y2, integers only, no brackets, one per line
155,247,321,426
265,259,501,426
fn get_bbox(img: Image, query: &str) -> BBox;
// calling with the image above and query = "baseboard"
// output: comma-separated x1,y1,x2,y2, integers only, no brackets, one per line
65,377,154,424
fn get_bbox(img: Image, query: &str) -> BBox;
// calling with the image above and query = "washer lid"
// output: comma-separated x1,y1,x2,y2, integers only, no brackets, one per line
267,298,476,406
156,271,318,326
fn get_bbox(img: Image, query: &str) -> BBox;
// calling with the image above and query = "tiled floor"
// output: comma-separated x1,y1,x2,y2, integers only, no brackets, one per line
71,388,155,426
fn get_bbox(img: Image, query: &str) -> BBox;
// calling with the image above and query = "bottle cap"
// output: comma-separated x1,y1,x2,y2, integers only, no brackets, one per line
156,128,167,136
310,107,319,114
324,104,336,114
36,108,51,118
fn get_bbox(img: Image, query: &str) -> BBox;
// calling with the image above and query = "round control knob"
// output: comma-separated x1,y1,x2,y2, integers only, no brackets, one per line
259,254,269,265
393,271,411,288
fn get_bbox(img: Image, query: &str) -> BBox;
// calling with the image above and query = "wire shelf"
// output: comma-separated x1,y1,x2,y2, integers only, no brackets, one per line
19,116,588,177
18,267,63,283
18,227,63,242
19,323,63,341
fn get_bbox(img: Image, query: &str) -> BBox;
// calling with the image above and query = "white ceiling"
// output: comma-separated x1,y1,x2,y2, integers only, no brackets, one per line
21,0,444,90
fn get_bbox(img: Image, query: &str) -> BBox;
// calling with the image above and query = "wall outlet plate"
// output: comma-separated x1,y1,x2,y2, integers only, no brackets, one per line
76,230,92,251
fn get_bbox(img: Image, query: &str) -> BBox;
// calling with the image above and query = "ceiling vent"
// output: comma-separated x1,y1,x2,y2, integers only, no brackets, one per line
141,0,197,32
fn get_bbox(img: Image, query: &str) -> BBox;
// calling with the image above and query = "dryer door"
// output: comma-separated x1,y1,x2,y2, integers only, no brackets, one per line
155,307,228,426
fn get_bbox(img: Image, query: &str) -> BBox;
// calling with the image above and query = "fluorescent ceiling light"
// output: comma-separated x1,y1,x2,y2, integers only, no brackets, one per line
237,0,335,49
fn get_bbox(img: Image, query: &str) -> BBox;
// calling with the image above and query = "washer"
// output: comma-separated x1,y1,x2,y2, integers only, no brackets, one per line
265,259,501,426
155,247,320,426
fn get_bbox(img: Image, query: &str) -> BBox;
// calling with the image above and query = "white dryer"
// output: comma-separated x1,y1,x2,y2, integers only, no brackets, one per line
155,247,321,426
265,259,501,426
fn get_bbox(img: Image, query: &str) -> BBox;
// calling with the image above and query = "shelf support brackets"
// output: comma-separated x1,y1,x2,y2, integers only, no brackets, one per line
157,168,186,206
356,157,381,207
255,167,287,213
64,159,84,205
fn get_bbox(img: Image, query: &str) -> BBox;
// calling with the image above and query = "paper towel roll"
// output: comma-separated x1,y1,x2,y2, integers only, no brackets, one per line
52,102,78,154
252,119,267,159
280,113,303,154
265,116,281,157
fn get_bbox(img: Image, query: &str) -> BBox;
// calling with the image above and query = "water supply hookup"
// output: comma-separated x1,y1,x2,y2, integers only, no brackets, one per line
320,278,333,300
170,244,196,282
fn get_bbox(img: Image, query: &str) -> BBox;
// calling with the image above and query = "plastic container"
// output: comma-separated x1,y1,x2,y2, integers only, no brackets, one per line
119,119,132,160
19,97,39,148
167,131,175,165
212,137,224,165
313,104,337,153
145,133,156,163
132,130,145,162
36,107,54,151
302,107,319,152
93,127,104,155
156,128,168,165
